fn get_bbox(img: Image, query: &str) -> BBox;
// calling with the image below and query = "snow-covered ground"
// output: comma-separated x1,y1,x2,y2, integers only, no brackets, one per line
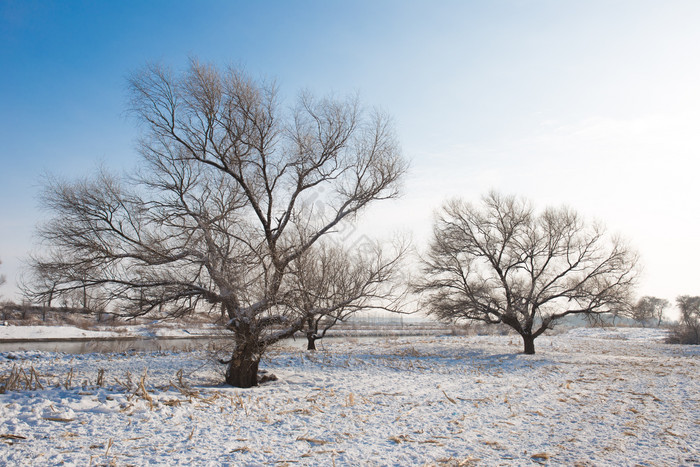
1,328,698,466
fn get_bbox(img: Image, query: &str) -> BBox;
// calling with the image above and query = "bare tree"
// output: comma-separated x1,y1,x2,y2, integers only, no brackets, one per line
290,240,408,350
23,250,111,321
674,295,700,344
417,192,638,354
632,296,669,327
26,60,407,387
23,265,57,309
583,311,612,327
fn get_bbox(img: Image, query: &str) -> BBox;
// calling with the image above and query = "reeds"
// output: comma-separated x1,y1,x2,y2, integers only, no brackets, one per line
0,365,44,393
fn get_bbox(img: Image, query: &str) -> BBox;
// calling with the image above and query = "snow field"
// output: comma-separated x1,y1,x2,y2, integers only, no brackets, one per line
0,329,698,466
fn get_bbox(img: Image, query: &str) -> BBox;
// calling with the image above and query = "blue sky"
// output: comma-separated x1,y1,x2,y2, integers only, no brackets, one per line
2,0,700,308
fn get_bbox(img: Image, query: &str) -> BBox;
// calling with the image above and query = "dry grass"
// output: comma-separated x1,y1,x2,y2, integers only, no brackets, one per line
389,434,411,444
429,456,481,466
344,392,355,407
442,390,456,404
0,365,44,393
296,435,331,445
136,370,153,408
43,416,75,423
96,368,105,387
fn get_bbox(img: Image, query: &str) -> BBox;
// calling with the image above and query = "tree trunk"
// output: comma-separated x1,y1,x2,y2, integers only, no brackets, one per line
522,334,536,355
307,335,317,351
225,344,260,388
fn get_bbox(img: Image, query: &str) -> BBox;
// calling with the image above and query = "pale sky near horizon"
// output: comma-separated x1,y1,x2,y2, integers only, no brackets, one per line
1,1,700,314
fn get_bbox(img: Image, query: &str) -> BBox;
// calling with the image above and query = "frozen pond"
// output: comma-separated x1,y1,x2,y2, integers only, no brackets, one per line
0,336,230,354
0,333,419,354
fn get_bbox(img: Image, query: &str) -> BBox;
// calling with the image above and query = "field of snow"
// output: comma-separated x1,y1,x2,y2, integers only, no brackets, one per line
1,328,698,466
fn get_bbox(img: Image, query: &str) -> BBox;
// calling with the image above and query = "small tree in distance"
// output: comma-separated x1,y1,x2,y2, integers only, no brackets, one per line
418,192,638,354
674,295,700,344
0,258,5,289
632,296,669,327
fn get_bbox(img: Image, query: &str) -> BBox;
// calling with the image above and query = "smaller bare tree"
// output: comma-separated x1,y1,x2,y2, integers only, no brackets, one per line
418,192,638,354
290,240,408,350
22,258,110,321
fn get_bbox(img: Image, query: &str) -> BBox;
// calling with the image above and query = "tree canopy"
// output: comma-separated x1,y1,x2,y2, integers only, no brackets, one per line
418,192,638,354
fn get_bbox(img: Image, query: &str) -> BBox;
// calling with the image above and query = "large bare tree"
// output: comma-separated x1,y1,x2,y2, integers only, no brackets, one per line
418,192,638,354
26,60,407,387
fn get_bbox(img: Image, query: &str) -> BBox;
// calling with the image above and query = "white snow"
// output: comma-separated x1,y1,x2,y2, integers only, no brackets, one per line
1,328,698,466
